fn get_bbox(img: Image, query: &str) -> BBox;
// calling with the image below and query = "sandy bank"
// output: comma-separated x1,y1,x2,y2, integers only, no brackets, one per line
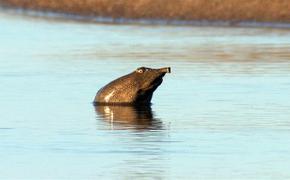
0,0,289,24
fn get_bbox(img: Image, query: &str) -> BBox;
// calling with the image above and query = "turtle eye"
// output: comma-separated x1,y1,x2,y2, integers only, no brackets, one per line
136,68,145,73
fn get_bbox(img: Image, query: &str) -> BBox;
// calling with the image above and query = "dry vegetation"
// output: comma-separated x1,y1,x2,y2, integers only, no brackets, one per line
0,0,289,23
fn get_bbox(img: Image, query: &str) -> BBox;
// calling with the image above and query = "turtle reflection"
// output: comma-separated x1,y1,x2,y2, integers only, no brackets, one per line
95,105,162,130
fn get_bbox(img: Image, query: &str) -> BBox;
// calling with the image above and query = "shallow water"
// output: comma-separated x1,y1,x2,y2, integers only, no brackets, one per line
1,11,290,179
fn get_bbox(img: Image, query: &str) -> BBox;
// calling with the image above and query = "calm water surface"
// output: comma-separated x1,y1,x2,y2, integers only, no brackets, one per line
1,11,290,179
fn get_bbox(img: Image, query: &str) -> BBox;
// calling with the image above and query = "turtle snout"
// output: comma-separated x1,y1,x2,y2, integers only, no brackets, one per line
158,67,171,73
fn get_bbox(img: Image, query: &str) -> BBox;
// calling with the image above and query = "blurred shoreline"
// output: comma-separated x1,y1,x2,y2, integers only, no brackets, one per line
1,0,290,27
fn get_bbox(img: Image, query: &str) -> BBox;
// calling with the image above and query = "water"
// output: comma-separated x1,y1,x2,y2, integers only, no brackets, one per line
1,11,290,179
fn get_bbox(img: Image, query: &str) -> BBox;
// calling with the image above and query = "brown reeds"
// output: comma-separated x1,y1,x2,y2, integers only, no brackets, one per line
0,0,289,23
